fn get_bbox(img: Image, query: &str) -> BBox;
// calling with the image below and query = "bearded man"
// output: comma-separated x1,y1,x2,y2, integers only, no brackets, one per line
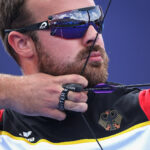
0,0,149,150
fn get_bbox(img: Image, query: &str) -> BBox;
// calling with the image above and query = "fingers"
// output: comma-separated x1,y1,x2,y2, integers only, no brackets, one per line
34,74,89,120
64,100,88,112
58,90,88,113
54,74,89,114
42,108,67,121
43,91,88,120
55,74,88,88
67,91,88,103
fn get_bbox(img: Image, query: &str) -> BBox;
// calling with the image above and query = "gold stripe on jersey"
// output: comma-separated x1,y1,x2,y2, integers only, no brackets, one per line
0,121,150,146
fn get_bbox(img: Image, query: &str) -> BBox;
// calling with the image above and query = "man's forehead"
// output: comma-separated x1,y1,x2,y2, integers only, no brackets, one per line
26,0,95,22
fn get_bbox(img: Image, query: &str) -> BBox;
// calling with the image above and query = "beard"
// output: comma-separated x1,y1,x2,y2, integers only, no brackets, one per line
37,44,109,87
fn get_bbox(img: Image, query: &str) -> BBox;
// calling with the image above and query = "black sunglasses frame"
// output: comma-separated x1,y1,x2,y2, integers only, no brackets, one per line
4,21,50,33
4,6,103,34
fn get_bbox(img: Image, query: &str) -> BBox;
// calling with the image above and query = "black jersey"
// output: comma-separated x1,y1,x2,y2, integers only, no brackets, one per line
0,87,149,150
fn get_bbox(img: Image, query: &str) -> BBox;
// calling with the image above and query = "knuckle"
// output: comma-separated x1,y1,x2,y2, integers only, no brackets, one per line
83,103,88,112
71,75,88,86
47,87,60,95
74,93,88,102
70,75,82,83
68,91,88,102
81,93,88,102
57,114,66,121
46,109,66,121
66,102,76,110
78,103,88,112
65,101,88,112
42,97,58,108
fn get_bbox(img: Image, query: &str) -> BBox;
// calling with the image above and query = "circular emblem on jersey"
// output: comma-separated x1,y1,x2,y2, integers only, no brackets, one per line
98,109,122,131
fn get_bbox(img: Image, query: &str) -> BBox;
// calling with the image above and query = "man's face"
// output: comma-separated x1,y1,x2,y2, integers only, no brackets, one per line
27,0,109,86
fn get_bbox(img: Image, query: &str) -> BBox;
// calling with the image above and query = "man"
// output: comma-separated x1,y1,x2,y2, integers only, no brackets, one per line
0,0,150,150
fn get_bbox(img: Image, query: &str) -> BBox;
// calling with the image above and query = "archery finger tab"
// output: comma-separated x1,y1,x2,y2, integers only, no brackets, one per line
63,83,84,92
56,74,88,87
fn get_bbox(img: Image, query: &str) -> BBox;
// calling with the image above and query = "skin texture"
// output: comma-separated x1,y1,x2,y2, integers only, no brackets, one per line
29,0,108,86
3,0,109,120
0,73,88,120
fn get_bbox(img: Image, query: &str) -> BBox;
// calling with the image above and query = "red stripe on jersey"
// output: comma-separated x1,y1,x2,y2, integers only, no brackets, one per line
139,90,150,120
0,109,4,122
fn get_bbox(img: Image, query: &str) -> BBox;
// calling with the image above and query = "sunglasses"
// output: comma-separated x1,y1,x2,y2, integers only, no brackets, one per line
4,5,104,39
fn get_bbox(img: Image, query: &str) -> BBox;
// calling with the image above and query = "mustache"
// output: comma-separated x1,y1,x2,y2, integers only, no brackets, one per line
76,45,105,60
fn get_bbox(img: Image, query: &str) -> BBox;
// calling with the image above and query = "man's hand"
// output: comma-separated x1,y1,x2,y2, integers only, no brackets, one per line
0,73,88,120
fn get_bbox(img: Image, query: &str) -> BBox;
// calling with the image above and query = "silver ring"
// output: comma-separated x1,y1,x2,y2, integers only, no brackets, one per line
58,88,69,111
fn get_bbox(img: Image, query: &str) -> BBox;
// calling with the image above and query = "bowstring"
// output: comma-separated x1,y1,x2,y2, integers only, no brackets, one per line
80,1,112,150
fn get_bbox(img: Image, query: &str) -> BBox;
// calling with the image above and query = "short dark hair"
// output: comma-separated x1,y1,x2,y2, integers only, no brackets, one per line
0,0,38,64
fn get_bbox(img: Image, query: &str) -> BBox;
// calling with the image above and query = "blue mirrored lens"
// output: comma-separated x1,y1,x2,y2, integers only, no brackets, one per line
50,22,102,39
50,23,89,39
49,5,103,39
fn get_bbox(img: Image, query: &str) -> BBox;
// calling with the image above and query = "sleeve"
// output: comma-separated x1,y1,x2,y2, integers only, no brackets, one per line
139,90,150,120
0,109,4,129
0,109,4,122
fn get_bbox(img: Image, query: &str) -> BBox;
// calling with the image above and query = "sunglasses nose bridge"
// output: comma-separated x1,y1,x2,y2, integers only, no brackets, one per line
89,21,103,33
82,24,99,46
85,24,99,36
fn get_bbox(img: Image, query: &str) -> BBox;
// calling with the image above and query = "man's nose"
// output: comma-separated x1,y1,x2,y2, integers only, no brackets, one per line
82,25,102,47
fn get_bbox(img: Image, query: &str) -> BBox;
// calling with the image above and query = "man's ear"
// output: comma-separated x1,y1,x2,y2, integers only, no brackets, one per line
8,31,35,58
